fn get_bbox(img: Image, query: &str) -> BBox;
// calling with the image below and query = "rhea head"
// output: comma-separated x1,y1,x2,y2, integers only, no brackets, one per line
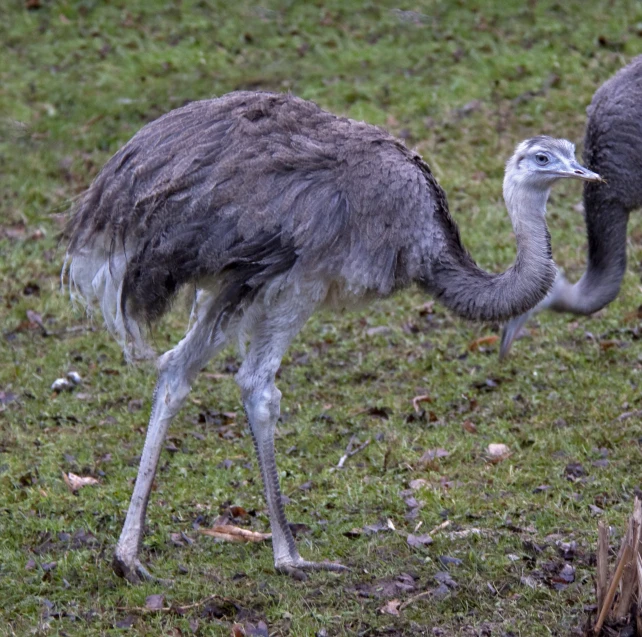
503,136,602,221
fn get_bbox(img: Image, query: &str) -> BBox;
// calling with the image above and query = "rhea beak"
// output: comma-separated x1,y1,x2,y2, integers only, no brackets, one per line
564,161,604,183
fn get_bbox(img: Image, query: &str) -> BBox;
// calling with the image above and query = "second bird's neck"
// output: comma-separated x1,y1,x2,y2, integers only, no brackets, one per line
548,196,629,315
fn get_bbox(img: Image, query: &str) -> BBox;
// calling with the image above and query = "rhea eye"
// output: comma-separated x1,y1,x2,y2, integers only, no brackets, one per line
535,153,549,165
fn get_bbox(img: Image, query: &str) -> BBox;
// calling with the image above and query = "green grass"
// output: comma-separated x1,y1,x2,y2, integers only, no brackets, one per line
2,0,642,635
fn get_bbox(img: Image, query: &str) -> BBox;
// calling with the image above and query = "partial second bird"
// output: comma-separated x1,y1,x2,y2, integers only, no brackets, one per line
63,91,600,581
500,55,642,359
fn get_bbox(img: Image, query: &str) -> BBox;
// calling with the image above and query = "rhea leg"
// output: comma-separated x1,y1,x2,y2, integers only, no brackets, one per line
113,297,227,582
236,309,347,577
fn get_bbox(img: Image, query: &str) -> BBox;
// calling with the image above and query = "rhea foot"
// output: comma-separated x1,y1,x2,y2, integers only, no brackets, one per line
275,557,349,580
112,552,172,586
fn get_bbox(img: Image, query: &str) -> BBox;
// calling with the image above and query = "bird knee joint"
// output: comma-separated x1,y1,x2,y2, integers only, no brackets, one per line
156,369,190,415
243,384,280,424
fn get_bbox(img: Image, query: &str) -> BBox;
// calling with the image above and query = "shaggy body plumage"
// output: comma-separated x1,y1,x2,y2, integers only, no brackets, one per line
500,56,642,358
64,91,599,581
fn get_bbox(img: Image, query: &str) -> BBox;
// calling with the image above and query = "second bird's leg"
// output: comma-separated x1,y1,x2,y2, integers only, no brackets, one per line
236,307,347,578
113,295,227,583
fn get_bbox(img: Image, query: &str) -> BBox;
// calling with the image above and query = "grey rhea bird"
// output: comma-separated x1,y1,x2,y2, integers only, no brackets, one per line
63,91,600,582
500,55,642,359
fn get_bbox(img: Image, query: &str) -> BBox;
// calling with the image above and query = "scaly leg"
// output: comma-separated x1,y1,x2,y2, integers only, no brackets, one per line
236,306,347,578
113,294,227,583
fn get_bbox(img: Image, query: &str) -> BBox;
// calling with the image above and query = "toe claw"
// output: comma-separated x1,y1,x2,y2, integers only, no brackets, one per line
320,561,350,572
113,554,172,586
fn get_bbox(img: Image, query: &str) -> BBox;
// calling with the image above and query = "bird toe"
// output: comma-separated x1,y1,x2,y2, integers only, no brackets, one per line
276,558,349,578
113,553,173,586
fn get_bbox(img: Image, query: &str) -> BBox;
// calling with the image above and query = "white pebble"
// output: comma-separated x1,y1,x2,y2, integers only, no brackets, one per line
51,378,71,392
66,371,82,385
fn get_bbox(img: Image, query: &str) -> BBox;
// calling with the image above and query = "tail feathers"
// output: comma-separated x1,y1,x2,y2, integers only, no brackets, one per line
64,246,155,362
64,228,299,363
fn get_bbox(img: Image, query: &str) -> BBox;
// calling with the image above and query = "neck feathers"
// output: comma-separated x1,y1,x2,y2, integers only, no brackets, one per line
421,174,555,323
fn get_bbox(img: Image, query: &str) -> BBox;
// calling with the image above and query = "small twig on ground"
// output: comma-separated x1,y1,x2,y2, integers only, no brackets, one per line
615,409,642,422
429,520,451,535
117,593,236,614
199,524,270,543
46,325,98,339
412,394,431,412
399,590,433,611
172,594,235,612
337,435,370,468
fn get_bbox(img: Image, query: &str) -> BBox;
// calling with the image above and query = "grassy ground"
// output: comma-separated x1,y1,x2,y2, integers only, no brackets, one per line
2,1,642,635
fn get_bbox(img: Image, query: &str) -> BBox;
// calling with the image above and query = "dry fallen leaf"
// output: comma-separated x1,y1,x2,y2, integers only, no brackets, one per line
417,448,449,468
468,334,499,351
231,621,270,637
199,524,271,543
145,594,165,611
462,420,478,434
63,472,100,492
229,505,248,518
487,443,510,463
0,390,17,405
379,599,401,616
407,533,433,549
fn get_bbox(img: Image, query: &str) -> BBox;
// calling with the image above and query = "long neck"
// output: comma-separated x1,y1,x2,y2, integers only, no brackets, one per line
547,188,629,315
424,185,555,323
